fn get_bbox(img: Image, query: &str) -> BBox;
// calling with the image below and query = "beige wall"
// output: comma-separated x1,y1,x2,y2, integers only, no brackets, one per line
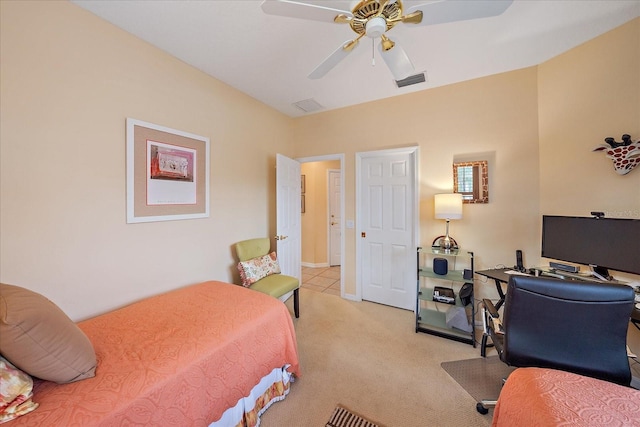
293,18,640,299
0,1,294,320
294,68,541,299
1,2,638,320
537,20,640,367
538,17,640,283
301,160,341,266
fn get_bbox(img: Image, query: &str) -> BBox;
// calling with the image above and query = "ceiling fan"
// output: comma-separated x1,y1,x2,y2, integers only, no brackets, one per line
261,0,513,81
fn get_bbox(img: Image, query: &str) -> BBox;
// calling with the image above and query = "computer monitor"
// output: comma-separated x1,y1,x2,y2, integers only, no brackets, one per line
541,215,640,276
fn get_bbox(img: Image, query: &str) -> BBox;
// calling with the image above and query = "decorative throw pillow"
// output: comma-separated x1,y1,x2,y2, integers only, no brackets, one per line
0,283,97,384
238,252,281,287
0,355,39,423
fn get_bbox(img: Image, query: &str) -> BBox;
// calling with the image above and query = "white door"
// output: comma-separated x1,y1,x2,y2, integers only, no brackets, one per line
358,148,417,310
328,169,341,266
276,154,301,281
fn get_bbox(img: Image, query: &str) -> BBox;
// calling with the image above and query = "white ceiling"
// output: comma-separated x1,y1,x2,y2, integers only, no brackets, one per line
71,0,640,118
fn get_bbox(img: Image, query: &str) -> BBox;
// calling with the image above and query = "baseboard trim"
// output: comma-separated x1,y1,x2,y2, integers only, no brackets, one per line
342,293,359,302
301,262,330,268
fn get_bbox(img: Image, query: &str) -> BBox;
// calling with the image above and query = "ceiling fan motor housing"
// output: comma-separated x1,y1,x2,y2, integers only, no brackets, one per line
350,0,402,37
366,17,387,38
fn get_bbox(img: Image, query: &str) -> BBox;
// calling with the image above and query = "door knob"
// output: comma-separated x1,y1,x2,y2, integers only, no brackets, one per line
361,232,366,238
275,235,288,240
331,222,337,226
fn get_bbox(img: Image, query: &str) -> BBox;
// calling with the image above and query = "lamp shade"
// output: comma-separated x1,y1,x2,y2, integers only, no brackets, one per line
434,193,463,220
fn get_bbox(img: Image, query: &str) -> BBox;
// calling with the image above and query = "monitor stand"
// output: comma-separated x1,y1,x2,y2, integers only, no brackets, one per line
536,267,626,285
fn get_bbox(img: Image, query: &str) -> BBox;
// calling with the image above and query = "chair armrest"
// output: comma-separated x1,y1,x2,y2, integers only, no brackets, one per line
480,298,505,357
483,299,500,318
483,299,504,334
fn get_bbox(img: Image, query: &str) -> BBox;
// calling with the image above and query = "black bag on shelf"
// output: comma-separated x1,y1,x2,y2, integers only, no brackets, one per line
459,282,473,306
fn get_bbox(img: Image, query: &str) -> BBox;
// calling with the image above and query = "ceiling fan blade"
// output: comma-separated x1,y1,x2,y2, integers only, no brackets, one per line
378,40,415,81
261,0,352,23
308,38,361,79
407,0,513,26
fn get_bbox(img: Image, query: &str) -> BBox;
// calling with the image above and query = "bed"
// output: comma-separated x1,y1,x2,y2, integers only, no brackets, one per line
3,280,300,426
492,367,640,427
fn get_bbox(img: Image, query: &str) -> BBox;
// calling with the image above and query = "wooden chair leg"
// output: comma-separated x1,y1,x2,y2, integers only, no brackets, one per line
293,288,299,318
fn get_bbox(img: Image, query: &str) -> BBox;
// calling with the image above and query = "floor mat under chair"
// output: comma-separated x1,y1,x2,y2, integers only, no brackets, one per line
440,356,516,402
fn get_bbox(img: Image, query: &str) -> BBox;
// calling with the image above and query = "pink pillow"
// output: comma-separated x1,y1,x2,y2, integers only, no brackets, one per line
238,252,281,287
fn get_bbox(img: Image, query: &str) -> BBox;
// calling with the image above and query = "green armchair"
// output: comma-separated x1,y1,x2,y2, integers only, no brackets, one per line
235,238,300,318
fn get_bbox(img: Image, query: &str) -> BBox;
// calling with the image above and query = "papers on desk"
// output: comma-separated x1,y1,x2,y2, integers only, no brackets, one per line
504,269,529,276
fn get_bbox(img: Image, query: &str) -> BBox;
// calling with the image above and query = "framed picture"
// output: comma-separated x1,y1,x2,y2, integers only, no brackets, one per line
126,118,210,223
301,195,305,213
301,174,306,194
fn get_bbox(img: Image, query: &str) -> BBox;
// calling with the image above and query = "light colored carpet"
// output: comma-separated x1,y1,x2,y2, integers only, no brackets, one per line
259,288,494,427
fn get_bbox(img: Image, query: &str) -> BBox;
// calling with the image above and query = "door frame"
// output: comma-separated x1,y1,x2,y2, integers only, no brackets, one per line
297,153,345,297
327,168,341,267
355,146,420,306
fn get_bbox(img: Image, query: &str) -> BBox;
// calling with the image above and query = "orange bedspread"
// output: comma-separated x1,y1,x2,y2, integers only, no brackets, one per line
492,367,640,427
14,281,300,426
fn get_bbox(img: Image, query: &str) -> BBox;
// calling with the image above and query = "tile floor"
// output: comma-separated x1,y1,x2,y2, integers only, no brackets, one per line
301,266,341,296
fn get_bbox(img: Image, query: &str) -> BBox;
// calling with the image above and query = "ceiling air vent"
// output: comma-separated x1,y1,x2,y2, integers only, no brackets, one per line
395,72,426,88
293,98,324,113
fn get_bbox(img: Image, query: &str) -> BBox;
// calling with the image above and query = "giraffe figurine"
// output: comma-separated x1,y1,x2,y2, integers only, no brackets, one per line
593,134,640,175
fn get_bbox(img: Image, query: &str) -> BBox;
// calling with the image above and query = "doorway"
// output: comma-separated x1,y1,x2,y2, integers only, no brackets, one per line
298,154,344,297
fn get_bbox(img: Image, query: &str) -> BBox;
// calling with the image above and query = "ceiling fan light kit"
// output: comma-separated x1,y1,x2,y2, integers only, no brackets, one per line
261,0,513,80
380,34,394,51
365,17,388,38
378,39,414,80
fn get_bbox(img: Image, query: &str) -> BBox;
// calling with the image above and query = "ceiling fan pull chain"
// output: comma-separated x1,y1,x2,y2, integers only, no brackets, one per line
371,38,376,66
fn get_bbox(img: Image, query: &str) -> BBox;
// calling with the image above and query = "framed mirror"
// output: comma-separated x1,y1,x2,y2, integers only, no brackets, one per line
453,160,489,203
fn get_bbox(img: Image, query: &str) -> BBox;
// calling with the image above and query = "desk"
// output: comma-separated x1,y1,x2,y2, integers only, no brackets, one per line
477,268,640,356
475,267,626,310
475,268,514,310
476,268,517,357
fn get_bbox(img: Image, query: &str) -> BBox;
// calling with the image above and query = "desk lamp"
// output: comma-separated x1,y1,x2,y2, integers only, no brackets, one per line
432,193,463,251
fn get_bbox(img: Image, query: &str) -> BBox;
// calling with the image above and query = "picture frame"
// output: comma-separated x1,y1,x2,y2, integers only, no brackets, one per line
301,174,306,194
126,118,210,223
301,194,306,213
453,159,489,204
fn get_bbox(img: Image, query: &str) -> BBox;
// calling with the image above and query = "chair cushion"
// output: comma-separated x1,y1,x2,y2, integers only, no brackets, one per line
0,283,97,384
250,274,299,298
236,238,271,262
238,252,281,287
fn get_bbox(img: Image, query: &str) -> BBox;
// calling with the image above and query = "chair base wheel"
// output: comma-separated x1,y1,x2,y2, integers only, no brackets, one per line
476,402,489,415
